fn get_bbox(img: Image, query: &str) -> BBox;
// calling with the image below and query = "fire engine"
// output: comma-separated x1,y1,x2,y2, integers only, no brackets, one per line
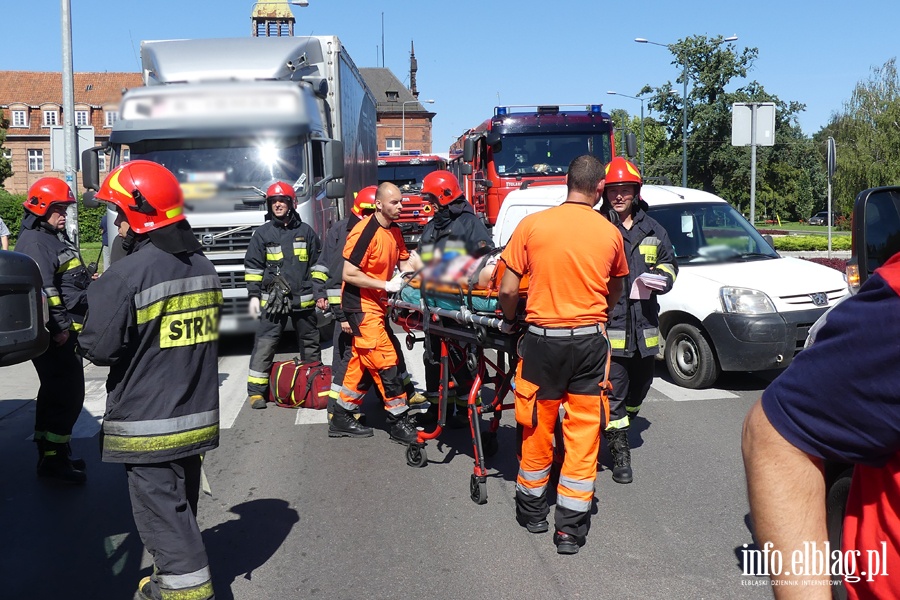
376,151,447,246
448,104,621,226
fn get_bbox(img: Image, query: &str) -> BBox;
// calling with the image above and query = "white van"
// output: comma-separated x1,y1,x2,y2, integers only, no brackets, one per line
493,184,848,389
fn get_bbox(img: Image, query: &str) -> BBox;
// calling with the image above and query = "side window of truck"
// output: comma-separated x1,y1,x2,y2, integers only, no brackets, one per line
864,190,900,274
311,140,325,186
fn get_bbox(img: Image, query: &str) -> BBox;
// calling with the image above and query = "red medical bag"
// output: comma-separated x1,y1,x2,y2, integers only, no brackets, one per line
268,359,331,409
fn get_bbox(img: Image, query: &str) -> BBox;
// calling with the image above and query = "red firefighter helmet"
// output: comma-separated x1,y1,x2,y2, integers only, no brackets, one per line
95,160,185,234
351,185,378,218
604,157,643,189
421,170,463,207
266,181,297,209
23,178,76,217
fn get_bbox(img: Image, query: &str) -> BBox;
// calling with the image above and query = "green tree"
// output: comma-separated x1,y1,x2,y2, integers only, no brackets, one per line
0,114,13,188
816,58,900,216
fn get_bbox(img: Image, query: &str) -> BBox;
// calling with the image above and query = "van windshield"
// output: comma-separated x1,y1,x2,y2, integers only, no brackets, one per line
647,202,779,264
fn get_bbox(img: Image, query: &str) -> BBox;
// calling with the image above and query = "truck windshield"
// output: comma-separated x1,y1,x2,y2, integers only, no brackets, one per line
128,136,308,204
648,202,779,264
377,164,441,190
494,134,612,176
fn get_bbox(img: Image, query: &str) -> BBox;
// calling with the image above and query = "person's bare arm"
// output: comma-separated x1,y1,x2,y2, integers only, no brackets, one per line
606,276,624,314
498,268,522,321
343,260,386,290
742,399,830,598
1,235,8,251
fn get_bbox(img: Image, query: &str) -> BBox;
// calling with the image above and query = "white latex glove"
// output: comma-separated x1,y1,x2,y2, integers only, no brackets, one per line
385,274,404,293
248,296,261,318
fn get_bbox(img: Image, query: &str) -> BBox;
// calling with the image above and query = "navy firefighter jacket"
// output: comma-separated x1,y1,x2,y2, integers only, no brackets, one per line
606,204,678,358
15,211,91,335
244,213,322,311
78,237,223,464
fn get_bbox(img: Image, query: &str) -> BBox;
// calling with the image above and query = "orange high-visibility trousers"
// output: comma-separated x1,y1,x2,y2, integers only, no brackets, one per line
337,312,407,415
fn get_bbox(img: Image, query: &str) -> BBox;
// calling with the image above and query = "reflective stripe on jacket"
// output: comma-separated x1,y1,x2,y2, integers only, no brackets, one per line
606,207,678,358
78,238,222,464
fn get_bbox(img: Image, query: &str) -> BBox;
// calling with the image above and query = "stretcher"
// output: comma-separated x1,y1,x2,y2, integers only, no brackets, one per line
387,278,524,505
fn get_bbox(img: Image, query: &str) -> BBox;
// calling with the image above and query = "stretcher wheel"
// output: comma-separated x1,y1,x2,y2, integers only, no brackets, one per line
475,325,486,345
406,444,427,468
481,432,499,457
466,352,478,373
406,334,415,351
470,474,488,505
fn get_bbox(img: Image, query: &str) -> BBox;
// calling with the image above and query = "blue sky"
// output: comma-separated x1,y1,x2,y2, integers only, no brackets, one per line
3,0,897,153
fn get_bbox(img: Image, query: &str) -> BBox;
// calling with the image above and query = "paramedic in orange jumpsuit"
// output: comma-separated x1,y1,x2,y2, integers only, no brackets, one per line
498,155,628,555
330,182,419,444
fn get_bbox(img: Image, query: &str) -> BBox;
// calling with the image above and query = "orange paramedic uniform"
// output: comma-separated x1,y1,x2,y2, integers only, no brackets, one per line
501,201,628,544
338,216,411,415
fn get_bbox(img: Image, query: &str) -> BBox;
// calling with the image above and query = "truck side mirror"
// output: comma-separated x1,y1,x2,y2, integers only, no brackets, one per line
459,163,472,175
82,190,99,209
0,251,50,366
625,132,637,159
850,186,900,290
325,140,344,180
463,138,474,163
81,146,105,191
485,131,501,147
325,180,345,200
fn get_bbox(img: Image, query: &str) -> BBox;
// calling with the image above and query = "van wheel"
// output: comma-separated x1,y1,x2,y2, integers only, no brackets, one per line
665,324,720,389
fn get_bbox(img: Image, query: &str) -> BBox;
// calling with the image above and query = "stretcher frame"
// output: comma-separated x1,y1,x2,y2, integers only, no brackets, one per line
388,280,521,505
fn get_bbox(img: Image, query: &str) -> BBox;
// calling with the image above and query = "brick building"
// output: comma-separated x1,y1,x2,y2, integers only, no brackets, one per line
0,71,142,194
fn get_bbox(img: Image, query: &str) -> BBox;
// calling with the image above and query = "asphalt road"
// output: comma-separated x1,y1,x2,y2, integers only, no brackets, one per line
0,330,779,600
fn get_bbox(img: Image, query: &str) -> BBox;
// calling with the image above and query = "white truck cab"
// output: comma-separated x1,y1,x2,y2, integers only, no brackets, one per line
494,184,848,389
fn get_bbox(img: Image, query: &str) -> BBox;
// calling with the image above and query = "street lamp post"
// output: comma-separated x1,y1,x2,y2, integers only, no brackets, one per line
607,91,645,174
635,35,738,187
401,99,434,152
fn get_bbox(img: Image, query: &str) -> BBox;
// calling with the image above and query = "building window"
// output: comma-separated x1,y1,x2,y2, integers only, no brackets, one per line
386,138,401,152
75,110,89,126
11,110,27,127
386,91,400,102
104,111,117,127
98,153,107,172
28,149,44,172
2,149,11,160
43,110,59,126
121,147,131,163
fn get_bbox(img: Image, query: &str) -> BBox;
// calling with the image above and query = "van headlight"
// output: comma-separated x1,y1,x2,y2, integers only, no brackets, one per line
719,287,776,314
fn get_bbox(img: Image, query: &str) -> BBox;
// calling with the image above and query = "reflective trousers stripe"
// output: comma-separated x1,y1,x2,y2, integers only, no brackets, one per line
158,565,213,595
606,416,630,430
104,410,218,436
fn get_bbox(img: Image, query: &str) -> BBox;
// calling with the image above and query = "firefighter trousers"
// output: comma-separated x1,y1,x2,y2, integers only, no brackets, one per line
247,309,320,396
32,332,84,443
606,354,655,430
513,330,609,541
337,312,408,416
127,455,214,600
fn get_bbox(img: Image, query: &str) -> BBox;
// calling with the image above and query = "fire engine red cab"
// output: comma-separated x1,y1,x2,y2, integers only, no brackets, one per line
448,104,618,226
377,151,447,246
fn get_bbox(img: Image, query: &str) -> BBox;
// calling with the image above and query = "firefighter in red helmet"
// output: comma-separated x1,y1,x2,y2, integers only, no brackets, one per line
244,181,324,409
598,157,677,484
15,177,90,484
311,186,428,424
79,160,221,600
418,170,494,426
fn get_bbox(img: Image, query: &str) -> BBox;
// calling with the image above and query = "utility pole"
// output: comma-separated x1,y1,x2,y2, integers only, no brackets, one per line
61,0,79,245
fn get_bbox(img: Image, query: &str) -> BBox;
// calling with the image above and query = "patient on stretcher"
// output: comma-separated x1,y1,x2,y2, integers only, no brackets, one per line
420,249,500,289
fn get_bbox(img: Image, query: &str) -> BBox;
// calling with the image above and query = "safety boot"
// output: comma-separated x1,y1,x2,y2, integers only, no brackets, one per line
554,531,585,555
329,405,374,438
606,428,633,484
37,442,86,484
137,576,153,600
405,391,431,415
248,394,267,410
34,438,83,469
386,412,418,445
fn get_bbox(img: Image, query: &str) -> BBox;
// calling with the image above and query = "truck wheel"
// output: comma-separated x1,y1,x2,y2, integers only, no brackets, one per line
664,323,720,389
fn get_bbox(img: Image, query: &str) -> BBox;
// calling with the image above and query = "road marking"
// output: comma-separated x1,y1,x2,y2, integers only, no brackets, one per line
72,377,106,438
218,354,249,429
295,408,329,425
649,378,738,401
